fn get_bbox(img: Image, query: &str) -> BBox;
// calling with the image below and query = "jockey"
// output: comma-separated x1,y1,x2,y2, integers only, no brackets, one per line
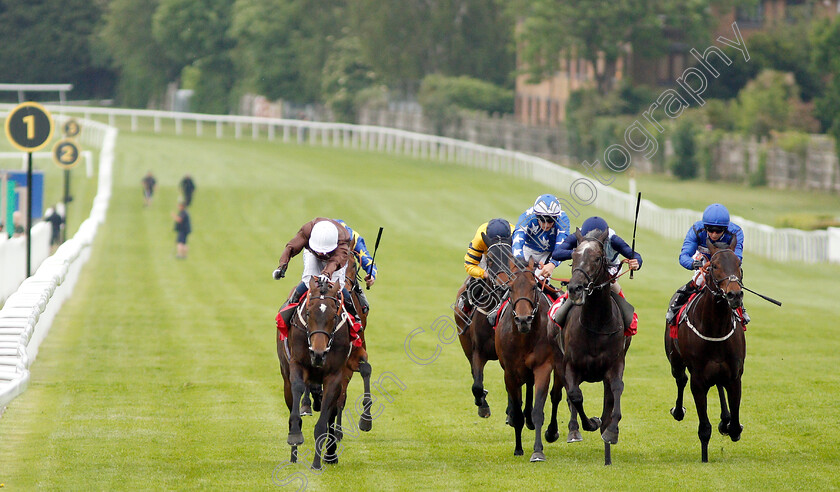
273,217,362,333
336,219,377,314
549,216,642,335
665,203,749,326
512,194,571,284
457,218,514,316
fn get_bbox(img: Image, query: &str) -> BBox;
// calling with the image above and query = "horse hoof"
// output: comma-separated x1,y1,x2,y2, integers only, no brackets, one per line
505,415,512,427
324,456,339,465
310,463,322,471
545,430,560,444
525,419,535,431
601,429,619,445
300,405,313,417
730,424,743,442
670,406,685,421
583,417,601,432
478,405,491,419
287,433,304,446
718,420,729,435
359,417,372,432
514,449,524,456
530,451,546,462
567,430,583,443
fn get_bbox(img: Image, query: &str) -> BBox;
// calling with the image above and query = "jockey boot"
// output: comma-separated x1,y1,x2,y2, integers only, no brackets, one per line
610,291,635,331
551,296,573,328
486,302,502,326
665,282,696,326
353,282,370,314
279,282,308,329
342,287,363,332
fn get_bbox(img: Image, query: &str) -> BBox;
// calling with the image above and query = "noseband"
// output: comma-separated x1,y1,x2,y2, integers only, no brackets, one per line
295,288,347,356
704,249,742,299
572,239,610,295
510,269,540,322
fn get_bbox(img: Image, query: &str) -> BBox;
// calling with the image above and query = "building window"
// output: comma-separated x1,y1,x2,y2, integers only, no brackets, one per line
735,3,764,27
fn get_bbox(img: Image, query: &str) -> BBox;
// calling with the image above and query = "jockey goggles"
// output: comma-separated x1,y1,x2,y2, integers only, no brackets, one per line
706,225,726,234
536,215,556,224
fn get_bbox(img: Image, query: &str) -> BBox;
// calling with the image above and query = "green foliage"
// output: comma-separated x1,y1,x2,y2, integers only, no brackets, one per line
776,213,840,230
704,45,762,101
702,99,736,131
749,146,768,187
811,16,840,159
696,128,725,180
0,0,115,101
152,0,235,67
321,34,378,123
418,75,513,133
776,131,810,157
669,118,699,180
187,55,237,114
735,70,801,137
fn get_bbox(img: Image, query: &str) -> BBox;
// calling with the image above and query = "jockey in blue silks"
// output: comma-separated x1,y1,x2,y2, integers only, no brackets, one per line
512,194,571,281
665,203,749,326
549,216,642,336
336,219,377,314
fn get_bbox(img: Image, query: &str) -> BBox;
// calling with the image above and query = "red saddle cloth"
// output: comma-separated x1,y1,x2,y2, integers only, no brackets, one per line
492,299,509,331
275,299,364,348
547,292,638,337
669,293,698,339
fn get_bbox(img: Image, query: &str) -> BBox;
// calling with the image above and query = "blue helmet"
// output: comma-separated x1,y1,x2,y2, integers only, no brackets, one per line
486,218,511,240
702,204,730,228
581,216,609,235
532,194,562,217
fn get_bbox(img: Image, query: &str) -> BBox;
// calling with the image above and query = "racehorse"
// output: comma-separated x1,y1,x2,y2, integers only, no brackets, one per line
665,236,745,463
277,275,355,469
299,255,374,431
561,228,630,465
495,256,555,462
455,232,512,418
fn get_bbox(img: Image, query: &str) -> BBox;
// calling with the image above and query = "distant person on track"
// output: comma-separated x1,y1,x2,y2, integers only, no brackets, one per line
336,219,377,314
172,201,191,259
142,171,156,207
44,205,64,251
180,174,196,207
665,203,749,326
273,218,363,334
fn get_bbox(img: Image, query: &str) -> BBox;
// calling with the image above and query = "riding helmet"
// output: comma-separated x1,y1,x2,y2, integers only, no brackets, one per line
309,220,339,254
486,218,512,240
581,216,609,235
532,194,562,217
702,203,730,228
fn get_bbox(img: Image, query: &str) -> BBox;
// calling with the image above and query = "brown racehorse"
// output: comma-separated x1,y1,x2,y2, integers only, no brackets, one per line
277,276,355,470
455,233,512,418
495,256,555,462
561,228,630,466
665,236,745,463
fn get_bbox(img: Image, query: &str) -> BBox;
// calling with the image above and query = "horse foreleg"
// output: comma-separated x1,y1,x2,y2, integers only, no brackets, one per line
311,377,342,470
524,382,535,430
601,372,624,448
668,346,688,421
358,359,374,431
725,378,743,442
545,368,562,443
503,373,525,456
288,366,306,446
716,384,731,436
324,407,340,465
567,400,582,443
690,377,712,463
565,367,600,433
301,387,313,416
530,364,552,462
471,352,491,418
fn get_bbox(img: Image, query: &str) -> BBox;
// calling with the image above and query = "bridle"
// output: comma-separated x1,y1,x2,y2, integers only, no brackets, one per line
510,267,540,324
294,279,348,356
572,238,612,296
703,249,743,300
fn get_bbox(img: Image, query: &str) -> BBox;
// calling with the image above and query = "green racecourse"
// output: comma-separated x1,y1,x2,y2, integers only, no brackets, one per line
1,130,839,490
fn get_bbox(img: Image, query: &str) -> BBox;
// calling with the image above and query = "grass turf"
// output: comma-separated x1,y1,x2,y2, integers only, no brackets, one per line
0,130,838,490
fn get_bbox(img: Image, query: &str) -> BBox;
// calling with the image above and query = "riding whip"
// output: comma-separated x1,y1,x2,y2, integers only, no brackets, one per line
742,285,782,306
367,227,384,290
629,192,641,279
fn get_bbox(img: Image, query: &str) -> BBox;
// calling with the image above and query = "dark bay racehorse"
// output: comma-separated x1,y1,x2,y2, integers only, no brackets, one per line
665,236,745,463
277,276,355,469
561,228,629,465
299,256,374,431
455,233,512,418
495,256,555,462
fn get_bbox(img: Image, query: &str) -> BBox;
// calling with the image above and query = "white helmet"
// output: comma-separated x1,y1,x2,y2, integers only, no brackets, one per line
309,221,339,254
532,194,562,217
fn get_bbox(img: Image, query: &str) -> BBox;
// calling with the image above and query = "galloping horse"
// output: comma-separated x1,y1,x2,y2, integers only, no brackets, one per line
299,255,374,430
561,228,629,465
277,275,355,469
665,236,745,462
495,256,555,462
455,232,511,418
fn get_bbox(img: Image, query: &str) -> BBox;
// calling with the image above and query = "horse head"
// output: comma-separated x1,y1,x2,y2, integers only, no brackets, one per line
567,228,609,306
508,256,539,334
483,231,514,286
304,275,344,367
706,236,743,309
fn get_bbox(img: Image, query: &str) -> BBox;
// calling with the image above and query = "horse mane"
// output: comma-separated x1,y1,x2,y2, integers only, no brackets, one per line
583,229,603,240
711,240,732,250
512,256,529,272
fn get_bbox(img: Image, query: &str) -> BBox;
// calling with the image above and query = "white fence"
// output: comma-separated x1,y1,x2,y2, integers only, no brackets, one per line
13,103,834,264
0,116,116,408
